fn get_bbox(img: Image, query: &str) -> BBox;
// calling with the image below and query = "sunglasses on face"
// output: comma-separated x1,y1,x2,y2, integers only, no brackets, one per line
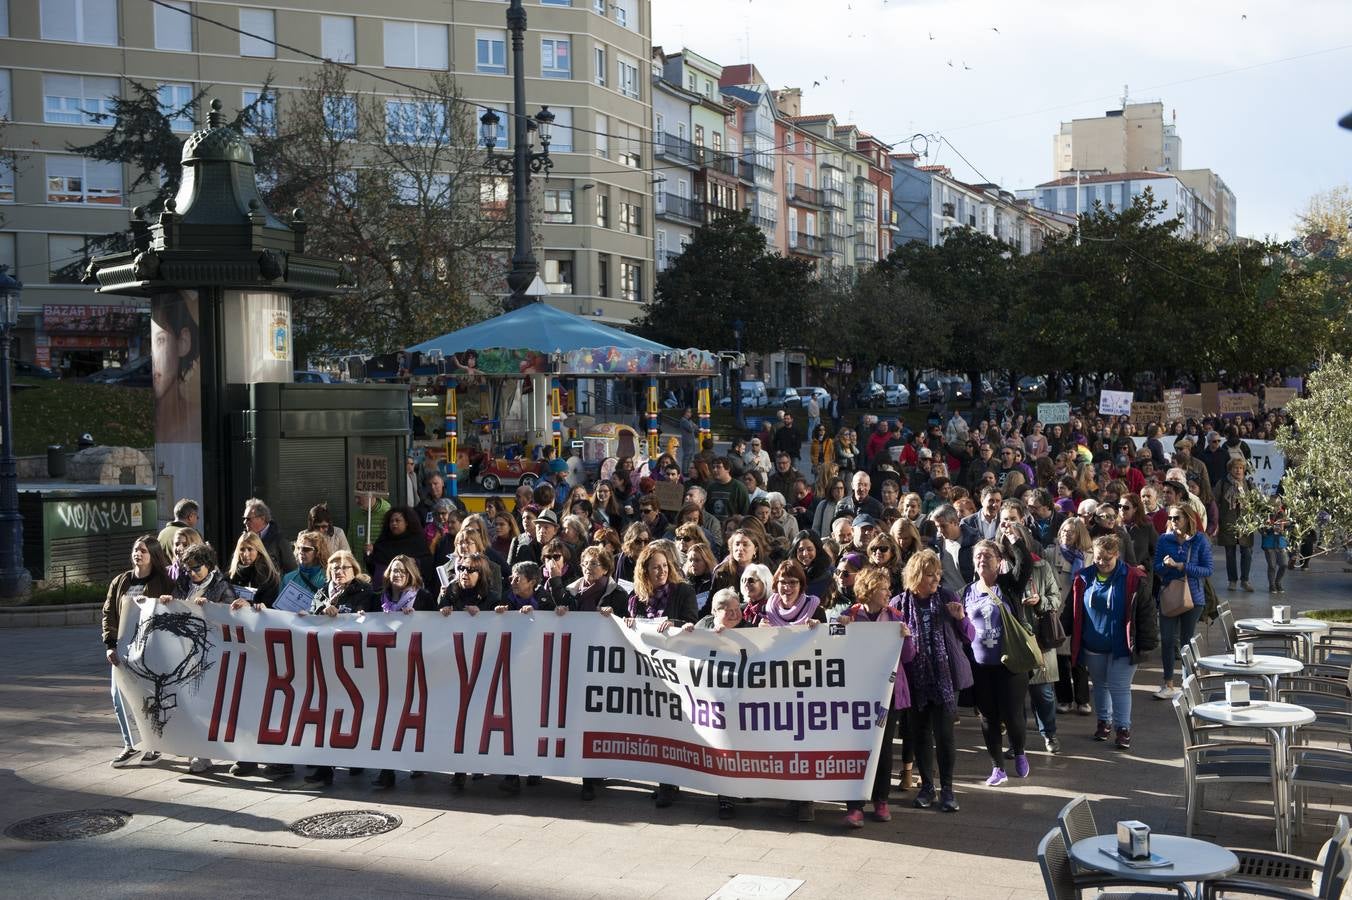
297,545,316,553
869,547,890,555
456,565,479,574
544,553,564,560
1167,515,1183,522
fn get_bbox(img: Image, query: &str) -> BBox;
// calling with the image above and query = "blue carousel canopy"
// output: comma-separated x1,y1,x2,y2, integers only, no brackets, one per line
406,302,673,356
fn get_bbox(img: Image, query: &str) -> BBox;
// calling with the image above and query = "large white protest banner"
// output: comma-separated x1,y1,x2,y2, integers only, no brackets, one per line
1132,437,1286,494
115,602,902,801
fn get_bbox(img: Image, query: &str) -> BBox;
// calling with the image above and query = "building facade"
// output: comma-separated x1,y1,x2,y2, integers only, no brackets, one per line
0,0,655,368
1017,170,1204,240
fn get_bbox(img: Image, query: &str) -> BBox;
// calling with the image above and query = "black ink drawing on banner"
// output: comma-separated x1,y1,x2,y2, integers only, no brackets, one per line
124,611,214,736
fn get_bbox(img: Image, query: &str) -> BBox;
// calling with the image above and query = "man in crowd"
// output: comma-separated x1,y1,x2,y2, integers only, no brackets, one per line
705,457,750,520
962,486,1003,540
772,413,803,465
838,471,884,520
243,498,296,573
158,498,199,556
931,503,977,594
767,452,803,499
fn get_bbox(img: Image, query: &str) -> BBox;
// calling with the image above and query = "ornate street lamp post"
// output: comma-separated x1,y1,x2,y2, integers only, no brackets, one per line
0,265,32,599
480,0,556,311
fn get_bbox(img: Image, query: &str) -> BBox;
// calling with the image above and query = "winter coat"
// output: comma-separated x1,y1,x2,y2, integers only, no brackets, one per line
1214,476,1256,548
101,568,174,649
1070,562,1159,666
1022,555,1062,686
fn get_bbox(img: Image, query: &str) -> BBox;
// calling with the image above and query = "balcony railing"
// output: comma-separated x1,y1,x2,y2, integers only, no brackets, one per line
854,201,876,222
656,132,698,165
823,187,846,209
657,194,704,223
826,234,847,256
789,233,825,256
787,183,826,207
697,150,738,177
750,213,777,230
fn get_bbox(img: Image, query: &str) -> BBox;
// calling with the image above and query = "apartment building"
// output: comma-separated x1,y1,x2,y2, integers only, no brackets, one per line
0,0,655,368
1017,170,1204,240
891,155,1072,253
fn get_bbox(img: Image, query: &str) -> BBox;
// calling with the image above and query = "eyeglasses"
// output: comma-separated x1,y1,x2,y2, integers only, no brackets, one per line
544,553,564,560
297,545,316,553
869,547,891,556
1166,515,1183,522
455,565,479,573
678,536,697,544
778,578,800,585
634,537,650,545
1117,503,1132,511
333,564,357,573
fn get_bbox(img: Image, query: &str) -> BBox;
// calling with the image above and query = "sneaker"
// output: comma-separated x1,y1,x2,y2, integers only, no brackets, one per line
1227,581,1236,591
1013,754,1030,778
913,784,935,809
1056,702,1073,714
872,801,891,822
844,809,865,829
1075,703,1093,716
1277,585,1286,593
1094,720,1111,741
1241,581,1254,592
796,801,816,822
718,800,735,820
1045,736,1062,754
139,751,162,766
1153,684,1180,701
1115,728,1132,750
111,747,140,768
985,767,1008,787
229,761,257,776
939,789,960,813
188,757,212,774
654,784,676,808
1003,748,1016,760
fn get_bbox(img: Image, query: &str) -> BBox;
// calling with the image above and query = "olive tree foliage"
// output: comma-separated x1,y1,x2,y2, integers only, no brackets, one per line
1238,355,1352,559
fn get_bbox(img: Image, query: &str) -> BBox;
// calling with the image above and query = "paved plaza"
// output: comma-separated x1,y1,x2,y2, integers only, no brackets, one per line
1,555,1349,899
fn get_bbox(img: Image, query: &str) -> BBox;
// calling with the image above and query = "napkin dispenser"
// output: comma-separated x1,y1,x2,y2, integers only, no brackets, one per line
1116,820,1151,860
1227,680,1251,707
1234,642,1254,665
1273,605,1292,623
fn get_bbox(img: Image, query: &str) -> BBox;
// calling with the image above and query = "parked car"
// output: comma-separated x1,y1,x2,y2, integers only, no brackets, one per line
767,387,801,409
852,381,886,409
294,370,338,383
913,381,932,405
793,386,831,409
717,380,769,409
83,356,152,387
1016,375,1047,398
15,361,59,380
882,383,910,407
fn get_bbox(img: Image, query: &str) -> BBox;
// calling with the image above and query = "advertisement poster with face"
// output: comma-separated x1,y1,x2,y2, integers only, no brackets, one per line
151,290,203,517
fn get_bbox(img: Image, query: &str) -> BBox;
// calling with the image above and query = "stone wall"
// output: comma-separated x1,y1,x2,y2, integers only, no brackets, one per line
66,447,154,486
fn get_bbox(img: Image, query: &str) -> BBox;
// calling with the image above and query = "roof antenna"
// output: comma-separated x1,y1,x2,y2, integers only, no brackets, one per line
1121,84,1129,108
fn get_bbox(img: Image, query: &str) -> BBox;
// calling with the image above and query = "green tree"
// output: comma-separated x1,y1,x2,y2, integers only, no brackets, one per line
637,211,815,353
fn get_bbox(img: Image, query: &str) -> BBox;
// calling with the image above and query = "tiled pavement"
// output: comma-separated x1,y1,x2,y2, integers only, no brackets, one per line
1,554,1349,899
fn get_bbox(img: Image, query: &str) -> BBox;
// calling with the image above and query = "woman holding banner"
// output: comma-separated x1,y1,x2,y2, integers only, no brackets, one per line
226,532,280,608
104,535,174,768
898,550,972,813
370,556,435,790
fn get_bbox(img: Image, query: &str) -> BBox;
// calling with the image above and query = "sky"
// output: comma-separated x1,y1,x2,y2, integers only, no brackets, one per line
652,0,1352,241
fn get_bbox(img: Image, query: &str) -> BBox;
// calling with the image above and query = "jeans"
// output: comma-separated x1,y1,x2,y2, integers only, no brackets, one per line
112,670,134,749
1264,548,1288,588
909,701,957,791
1080,650,1136,731
1028,682,1057,738
1159,603,1205,683
848,708,904,809
972,662,1029,766
1225,544,1253,583
1055,655,1091,705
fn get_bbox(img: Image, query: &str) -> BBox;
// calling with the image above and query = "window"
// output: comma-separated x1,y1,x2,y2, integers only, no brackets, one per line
321,16,355,63
386,99,446,144
46,155,122,204
541,36,570,78
593,0,606,15
239,8,274,57
476,105,507,148
619,199,641,235
686,72,696,91
594,113,608,158
655,229,666,269
48,234,96,282
620,260,640,302
0,155,13,202
541,0,571,5
43,75,119,125
0,235,13,272
595,192,608,227
596,253,609,297
0,0,7,37
154,1,191,50
613,0,636,30
543,257,574,294
548,107,572,152
157,82,194,132
617,56,639,99
383,21,447,70
616,121,640,168
40,0,116,44
323,94,357,139
702,79,712,99
694,125,704,149
479,176,509,217
543,188,573,224
242,89,276,135
0,69,12,120
476,30,507,74
391,172,451,205
593,46,606,86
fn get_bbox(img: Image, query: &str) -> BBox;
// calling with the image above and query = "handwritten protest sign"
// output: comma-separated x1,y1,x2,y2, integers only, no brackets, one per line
354,454,390,496
1098,390,1133,416
1264,387,1297,411
1037,402,1070,425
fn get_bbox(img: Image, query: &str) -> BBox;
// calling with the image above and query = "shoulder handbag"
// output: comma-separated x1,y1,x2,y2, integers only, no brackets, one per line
1031,561,1067,651
997,599,1043,674
1160,540,1195,618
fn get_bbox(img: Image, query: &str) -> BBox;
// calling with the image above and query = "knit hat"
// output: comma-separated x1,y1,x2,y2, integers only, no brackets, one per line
839,552,866,572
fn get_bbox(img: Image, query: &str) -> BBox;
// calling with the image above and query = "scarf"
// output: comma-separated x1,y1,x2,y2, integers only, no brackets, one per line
186,571,217,603
1059,544,1083,575
901,588,957,712
630,583,672,618
764,592,820,627
575,578,608,612
382,586,418,613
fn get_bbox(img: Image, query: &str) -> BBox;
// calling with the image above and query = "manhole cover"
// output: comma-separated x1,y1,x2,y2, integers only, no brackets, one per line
288,809,401,839
5,809,132,841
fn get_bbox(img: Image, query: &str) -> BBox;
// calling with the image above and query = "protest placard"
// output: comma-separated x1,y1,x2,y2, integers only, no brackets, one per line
1037,402,1070,425
1219,393,1258,416
1181,393,1203,418
653,480,686,512
1098,390,1133,416
1264,387,1297,410
354,454,390,496
1163,389,1183,422
1201,383,1220,415
1130,402,1166,425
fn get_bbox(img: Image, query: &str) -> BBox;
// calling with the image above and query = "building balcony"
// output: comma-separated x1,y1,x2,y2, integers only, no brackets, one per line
854,242,878,262
697,150,738,178
826,234,847,256
823,187,846,209
657,194,704,224
703,201,740,225
655,132,698,166
854,201,876,222
787,183,826,208
750,213,777,230
788,233,826,256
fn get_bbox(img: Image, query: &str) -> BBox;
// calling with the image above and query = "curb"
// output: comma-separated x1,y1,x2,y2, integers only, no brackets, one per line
0,602,101,628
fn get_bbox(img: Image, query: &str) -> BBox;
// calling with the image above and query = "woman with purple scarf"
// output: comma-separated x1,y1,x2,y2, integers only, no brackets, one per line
897,549,973,813
625,542,699,810
837,565,914,828
369,555,434,789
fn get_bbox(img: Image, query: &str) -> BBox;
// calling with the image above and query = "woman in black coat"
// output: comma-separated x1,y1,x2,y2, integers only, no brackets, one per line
367,506,434,591
226,531,280,607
